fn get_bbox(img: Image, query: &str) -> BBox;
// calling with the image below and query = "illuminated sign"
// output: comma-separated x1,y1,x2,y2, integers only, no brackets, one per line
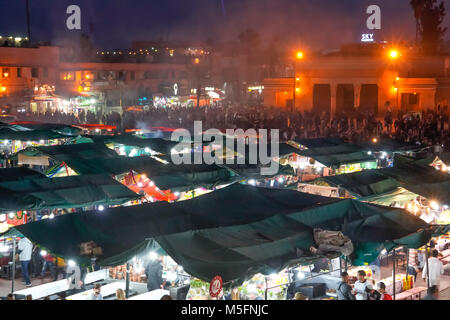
361,34,374,42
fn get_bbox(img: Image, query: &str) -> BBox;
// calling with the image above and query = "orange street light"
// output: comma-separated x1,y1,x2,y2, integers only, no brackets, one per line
296,51,304,59
388,50,399,59
1,86,6,92
295,87,300,92
3,73,8,78
194,58,200,64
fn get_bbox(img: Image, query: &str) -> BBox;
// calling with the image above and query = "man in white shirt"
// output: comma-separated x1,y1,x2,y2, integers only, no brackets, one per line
18,237,33,286
352,270,374,300
422,249,444,289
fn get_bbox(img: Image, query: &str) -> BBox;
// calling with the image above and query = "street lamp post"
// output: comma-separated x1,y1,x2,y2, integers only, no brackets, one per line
293,51,303,111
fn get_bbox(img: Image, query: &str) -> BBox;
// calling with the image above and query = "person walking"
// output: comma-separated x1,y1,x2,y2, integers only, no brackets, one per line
40,252,56,280
422,249,444,290
422,285,439,300
18,237,33,287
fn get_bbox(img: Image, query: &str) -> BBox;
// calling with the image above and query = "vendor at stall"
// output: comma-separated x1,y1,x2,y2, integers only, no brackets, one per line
352,270,375,300
145,255,164,292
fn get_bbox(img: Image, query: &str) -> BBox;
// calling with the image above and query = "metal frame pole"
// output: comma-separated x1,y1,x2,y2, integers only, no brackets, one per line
125,262,130,298
264,277,268,300
406,248,409,279
425,245,430,289
11,237,16,294
393,248,396,300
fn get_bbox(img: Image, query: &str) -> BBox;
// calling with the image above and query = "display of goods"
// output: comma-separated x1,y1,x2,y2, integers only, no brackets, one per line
348,267,373,279
402,275,414,291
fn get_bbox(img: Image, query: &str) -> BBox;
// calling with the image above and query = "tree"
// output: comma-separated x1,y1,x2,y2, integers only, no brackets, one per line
238,28,262,83
413,0,447,54
410,0,427,43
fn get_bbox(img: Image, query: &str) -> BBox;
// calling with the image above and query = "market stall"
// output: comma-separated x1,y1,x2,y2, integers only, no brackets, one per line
15,184,442,289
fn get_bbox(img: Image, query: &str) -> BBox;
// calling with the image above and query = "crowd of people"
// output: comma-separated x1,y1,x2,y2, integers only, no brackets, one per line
15,102,450,149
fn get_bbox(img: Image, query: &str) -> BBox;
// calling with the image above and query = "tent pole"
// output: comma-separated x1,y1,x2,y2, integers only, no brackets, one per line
406,247,409,279
11,237,16,294
393,248,396,300
425,244,430,289
264,277,268,300
125,262,130,298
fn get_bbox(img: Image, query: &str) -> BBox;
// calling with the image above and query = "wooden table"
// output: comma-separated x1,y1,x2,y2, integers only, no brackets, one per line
128,289,169,300
66,281,126,300
394,287,427,300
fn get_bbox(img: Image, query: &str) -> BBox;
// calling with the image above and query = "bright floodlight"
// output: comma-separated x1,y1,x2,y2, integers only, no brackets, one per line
98,205,105,211
389,50,399,59
40,250,47,256
430,201,439,210
68,260,76,267
149,251,158,260
367,151,372,155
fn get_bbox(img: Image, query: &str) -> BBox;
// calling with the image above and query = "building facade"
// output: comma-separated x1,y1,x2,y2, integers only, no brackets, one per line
263,55,450,116
0,43,190,115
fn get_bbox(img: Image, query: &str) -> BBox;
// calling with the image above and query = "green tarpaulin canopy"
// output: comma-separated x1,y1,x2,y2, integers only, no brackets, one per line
0,167,46,182
63,156,236,191
86,134,180,155
316,170,401,197
0,228,24,238
293,138,345,149
16,143,242,191
16,184,436,284
0,128,69,141
220,162,295,178
9,123,81,136
36,143,119,161
314,154,450,204
0,174,139,211
0,186,42,212
359,187,418,206
298,149,376,168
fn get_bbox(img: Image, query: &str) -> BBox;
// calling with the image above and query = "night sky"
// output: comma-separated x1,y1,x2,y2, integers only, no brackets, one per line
0,0,448,49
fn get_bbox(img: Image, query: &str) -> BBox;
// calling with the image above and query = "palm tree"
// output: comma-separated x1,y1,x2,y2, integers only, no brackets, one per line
26,0,31,43
410,0,426,44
